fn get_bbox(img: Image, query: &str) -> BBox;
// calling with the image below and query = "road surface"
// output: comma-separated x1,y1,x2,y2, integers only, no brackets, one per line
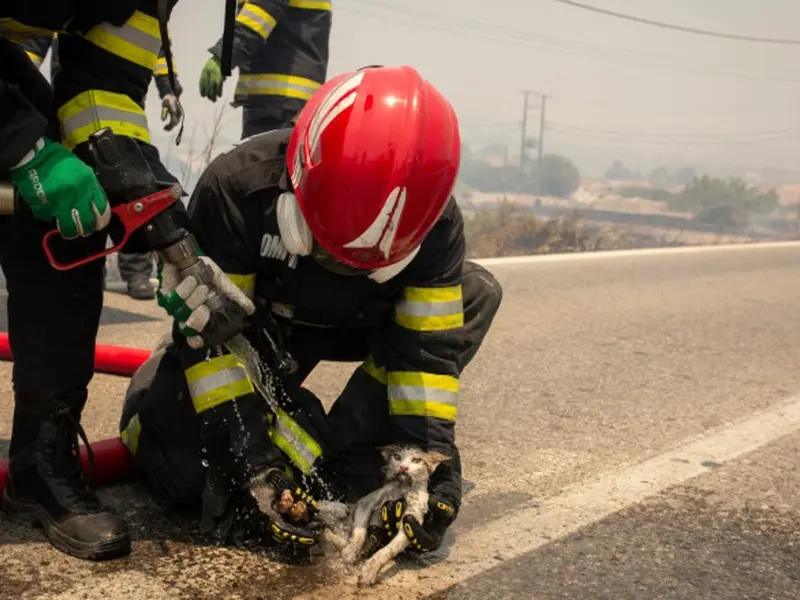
2,241,800,599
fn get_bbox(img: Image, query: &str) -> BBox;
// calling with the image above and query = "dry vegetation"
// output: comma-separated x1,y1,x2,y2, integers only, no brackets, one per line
463,201,745,259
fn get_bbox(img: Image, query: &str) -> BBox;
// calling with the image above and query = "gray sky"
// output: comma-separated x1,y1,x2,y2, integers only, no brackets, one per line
126,0,800,179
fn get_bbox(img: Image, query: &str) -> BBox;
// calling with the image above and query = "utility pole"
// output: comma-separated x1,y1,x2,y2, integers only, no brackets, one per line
536,94,547,195
520,90,531,168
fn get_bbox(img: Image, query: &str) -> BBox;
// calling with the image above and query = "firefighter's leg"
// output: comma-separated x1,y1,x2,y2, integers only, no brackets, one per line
0,40,131,560
119,340,206,506
117,251,155,300
323,260,504,500
241,98,308,139
0,216,131,561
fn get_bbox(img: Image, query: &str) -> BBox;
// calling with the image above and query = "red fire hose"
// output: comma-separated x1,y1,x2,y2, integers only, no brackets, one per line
0,332,151,377
0,332,150,497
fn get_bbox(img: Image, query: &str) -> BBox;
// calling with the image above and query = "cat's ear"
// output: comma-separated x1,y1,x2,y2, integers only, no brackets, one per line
380,444,401,462
423,450,452,472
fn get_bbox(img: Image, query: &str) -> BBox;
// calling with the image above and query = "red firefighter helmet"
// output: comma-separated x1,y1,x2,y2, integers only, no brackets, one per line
282,65,461,271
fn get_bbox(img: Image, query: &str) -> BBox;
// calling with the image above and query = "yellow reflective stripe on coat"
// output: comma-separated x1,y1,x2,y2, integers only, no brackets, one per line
153,54,178,76
361,355,388,384
84,10,160,70
388,371,458,421
58,90,150,150
288,0,332,9
394,285,464,332
185,354,255,413
226,272,256,300
83,11,161,70
237,2,277,39
25,50,44,67
120,413,143,455
268,408,322,474
235,74,321,100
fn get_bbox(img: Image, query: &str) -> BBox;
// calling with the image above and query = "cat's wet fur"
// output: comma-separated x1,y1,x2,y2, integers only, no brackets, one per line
319,445,450,586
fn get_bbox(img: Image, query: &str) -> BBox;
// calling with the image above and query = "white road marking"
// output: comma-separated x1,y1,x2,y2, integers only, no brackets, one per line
314,392,800,598
473,240,800,267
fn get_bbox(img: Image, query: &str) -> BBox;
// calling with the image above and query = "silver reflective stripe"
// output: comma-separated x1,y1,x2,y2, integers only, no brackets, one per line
395,298,463,317
96,21,161,54
273,415,320,470
188,367,249,399
62,106,149,135
388,385,458,406
237,78,320,96
239,5,276,35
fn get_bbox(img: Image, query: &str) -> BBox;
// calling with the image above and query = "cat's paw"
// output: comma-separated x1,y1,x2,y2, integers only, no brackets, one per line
340,543,361,565
322,528,349,551
357,561,381,587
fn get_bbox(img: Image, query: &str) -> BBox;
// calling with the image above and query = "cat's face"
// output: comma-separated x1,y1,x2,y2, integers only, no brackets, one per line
380,445,450,486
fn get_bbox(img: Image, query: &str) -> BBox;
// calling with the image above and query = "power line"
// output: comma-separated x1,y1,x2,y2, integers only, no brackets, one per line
547,125,800,146
338,0,800,84
549,122,800,140
551,0,800,45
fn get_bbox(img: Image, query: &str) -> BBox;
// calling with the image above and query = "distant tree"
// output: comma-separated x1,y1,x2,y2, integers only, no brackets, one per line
646,166,669,187
538,154,581,198
668,175,780,215
604,159,632,180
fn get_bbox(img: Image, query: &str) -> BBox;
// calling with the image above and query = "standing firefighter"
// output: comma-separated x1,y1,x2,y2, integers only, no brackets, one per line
198,0,331,139
121,66,504,554
0,1,249,562
19,32,186,300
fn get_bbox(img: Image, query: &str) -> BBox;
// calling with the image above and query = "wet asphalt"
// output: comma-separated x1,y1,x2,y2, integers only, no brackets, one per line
2,243,800,599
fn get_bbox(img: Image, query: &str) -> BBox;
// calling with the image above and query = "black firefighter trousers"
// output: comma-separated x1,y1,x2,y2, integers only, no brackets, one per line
0,39,106,452
0,37,178,455
119,261,504,506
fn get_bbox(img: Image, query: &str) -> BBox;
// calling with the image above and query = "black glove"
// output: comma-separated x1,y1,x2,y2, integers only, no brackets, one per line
379,493,457,553
378,446,462,553
251,468,324,548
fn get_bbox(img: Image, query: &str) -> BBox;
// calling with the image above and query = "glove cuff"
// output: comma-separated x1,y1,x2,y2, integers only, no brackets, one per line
429,445,463,515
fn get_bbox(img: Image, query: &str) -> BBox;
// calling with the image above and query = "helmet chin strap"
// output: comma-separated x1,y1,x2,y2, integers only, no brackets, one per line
276,191,419,283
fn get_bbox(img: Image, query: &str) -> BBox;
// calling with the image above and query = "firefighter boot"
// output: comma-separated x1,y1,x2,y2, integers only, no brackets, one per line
3,400,132,560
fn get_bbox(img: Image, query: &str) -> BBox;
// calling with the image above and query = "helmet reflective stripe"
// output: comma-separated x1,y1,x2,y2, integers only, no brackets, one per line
343,187,406,260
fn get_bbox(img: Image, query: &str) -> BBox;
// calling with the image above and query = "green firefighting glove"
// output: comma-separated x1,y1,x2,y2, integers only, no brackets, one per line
199,56,223,102
156,255,255,348
9,137,111,239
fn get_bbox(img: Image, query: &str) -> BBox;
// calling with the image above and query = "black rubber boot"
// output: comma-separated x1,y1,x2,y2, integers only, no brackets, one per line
3,403,132,561
127,277,155,300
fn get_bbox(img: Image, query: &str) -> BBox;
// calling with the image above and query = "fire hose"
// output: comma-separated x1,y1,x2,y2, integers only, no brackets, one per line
0,334,151,497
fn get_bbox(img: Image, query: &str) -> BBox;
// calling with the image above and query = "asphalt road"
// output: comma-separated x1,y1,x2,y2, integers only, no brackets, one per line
2,242,800,600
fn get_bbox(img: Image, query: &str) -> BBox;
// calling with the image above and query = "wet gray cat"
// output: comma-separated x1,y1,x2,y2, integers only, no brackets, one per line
319,444,450,586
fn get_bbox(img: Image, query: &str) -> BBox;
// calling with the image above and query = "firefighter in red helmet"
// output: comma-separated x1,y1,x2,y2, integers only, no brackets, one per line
120,65,504,552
